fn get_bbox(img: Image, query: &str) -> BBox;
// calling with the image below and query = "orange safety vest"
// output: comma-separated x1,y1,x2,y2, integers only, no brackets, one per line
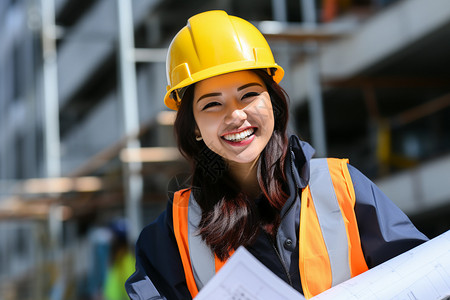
173,158,368,299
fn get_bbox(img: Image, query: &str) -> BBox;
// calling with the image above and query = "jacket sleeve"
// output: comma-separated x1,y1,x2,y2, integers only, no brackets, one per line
125,199,192,300
348,165,429,268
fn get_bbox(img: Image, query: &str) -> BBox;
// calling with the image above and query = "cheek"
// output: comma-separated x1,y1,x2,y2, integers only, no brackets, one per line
196,118,220,144
252,97,275,127
198,122,225,156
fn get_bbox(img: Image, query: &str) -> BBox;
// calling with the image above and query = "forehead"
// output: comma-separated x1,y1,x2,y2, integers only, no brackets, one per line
194,70,265,94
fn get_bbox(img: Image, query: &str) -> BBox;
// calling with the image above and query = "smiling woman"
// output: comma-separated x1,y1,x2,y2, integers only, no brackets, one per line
125,10,428,300
174,68,289,263
193,71,275,165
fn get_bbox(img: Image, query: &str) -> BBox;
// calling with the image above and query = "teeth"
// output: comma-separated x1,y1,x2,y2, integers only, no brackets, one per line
223,128,254,142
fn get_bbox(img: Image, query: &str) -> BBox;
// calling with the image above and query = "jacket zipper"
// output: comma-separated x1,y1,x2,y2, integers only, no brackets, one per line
264,231,293,287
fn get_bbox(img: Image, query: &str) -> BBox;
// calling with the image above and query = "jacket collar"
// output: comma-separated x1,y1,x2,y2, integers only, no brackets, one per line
280,135,315,217
287,135,315,189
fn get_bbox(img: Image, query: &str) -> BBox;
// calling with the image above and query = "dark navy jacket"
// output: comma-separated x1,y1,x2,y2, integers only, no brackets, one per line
125,136,428,300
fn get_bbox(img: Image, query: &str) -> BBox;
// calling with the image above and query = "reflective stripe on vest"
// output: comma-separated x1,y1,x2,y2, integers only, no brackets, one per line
173,158,368,299
173,189,229,298
299,158,368,298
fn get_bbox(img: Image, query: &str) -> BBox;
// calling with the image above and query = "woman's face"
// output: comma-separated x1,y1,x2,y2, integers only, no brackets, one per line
192,70,275,164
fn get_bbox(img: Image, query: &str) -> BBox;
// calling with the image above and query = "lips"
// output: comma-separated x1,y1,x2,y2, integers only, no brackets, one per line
222,128,255,143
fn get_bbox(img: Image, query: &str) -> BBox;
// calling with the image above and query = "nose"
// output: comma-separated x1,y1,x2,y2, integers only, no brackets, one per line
224,105,247,127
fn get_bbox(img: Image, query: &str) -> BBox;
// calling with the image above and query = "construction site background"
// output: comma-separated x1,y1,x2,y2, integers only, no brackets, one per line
0,0,449,299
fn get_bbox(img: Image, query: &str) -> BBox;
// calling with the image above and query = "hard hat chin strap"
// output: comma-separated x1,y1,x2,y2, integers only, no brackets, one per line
170,86,190,106
177,86,189,100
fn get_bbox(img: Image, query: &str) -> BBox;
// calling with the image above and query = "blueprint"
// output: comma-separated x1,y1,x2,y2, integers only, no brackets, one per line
312,229,450,300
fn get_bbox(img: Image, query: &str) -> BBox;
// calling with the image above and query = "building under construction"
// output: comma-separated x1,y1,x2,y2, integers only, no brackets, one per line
0,0,449,299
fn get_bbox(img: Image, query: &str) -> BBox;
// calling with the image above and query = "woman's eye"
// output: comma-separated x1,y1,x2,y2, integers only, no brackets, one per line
202,102,220,110
242,92,260,99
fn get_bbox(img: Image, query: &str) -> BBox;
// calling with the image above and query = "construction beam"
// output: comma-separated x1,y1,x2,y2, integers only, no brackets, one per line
323,76,450,88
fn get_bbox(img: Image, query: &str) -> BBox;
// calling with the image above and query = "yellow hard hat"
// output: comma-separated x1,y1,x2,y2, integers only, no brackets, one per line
164,10,284,110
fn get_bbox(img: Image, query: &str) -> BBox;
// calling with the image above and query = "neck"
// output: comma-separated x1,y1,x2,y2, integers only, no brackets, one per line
227,158,261,198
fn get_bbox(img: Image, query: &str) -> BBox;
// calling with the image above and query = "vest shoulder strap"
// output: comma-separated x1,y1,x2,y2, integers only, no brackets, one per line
172,189,226,298
300,158,368,298
173,189,199,297
308,158,353,284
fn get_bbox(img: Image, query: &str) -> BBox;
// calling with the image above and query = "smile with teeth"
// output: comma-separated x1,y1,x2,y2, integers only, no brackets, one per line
222,128,255,142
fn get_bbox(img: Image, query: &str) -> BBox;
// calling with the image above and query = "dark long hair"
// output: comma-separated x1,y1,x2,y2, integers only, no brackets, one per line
174,69,290,260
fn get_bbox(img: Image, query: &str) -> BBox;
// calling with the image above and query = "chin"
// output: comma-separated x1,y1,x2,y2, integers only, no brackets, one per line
226,153,260,165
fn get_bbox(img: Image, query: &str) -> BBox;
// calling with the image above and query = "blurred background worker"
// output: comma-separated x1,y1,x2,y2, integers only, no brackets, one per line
103,219,134,300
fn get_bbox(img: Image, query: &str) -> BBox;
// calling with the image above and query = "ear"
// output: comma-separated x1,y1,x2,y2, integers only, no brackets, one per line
194,124,201,137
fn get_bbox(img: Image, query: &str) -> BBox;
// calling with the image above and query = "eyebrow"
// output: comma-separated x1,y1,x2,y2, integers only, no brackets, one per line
197,92,222,103
237,82,263,91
